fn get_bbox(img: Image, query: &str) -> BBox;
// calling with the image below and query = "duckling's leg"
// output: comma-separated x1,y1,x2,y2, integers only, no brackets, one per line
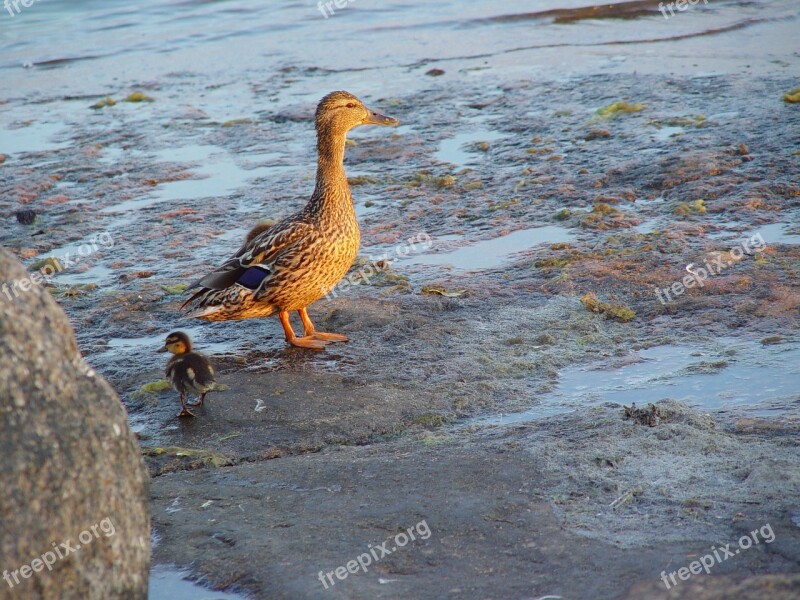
177,392,195,418
298,307,349,342
279,310,329,350
187,392,206,407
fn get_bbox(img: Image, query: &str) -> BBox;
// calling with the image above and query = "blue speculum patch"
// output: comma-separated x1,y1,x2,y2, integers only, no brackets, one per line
236,265,271,290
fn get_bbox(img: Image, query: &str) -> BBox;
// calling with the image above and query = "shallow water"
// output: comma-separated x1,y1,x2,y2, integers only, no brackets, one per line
472,339,800,426
710,222,800,245
1,0,796,106
0,120,70,154
750,222,800,245
100,145,278,213
435,129,504,168
149,565,249,600
105,327,237,356
394,226,575,271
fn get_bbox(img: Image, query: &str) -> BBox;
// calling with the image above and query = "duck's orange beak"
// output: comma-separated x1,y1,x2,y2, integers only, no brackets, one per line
362,108,399,126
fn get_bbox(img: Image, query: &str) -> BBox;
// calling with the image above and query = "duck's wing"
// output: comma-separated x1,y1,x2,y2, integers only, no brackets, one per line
166,354,216,393
183,353,216,388
182,218,315,309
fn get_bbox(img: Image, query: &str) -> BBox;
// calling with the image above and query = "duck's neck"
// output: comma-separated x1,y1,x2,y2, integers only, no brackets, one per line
308,126,353,221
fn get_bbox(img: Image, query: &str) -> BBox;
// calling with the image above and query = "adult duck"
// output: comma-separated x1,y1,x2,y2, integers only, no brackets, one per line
182,91,399,349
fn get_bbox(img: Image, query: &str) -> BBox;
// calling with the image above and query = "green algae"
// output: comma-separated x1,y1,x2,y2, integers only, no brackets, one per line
421,287,468,298
28,256,62,272
783,88,800,103
90,97,116,109
580,292,635,322
580,203,625,229
124,91,154,103
674,199,706,216
405,171,456,189
595,102,645,119
420,434,453,447
161,283,188,294
142,446,232,468
348,175,380,186
220,118,253,127
412,413,450,428
132,379,172,399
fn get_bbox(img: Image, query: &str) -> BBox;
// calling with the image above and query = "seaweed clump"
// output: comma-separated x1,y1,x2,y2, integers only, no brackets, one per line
624,403,663,427
580,292,635,322
595,102,645,119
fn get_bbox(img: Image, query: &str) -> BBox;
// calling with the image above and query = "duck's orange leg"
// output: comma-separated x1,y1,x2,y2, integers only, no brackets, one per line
187,392,206,407
298,307,348,342
177,393,195,418
279,310,329,350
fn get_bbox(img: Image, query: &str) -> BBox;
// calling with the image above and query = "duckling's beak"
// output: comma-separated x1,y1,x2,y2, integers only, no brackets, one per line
362,108,399,126
158,345,168,353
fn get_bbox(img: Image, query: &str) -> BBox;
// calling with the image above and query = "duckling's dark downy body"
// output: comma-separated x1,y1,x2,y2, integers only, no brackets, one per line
159,331,216,418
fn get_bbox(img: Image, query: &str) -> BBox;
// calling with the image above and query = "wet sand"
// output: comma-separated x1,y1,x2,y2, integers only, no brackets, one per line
2,0,799,598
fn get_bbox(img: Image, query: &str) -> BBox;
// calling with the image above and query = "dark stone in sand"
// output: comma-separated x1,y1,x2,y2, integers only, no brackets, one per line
15,209,36,225
0,247,150,599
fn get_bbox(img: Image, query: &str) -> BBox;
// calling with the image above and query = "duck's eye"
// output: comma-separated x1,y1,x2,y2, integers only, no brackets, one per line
346,102,356,108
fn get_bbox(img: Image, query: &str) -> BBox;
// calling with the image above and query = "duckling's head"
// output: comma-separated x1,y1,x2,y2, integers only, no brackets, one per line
315,91,399,137
159,331,192,354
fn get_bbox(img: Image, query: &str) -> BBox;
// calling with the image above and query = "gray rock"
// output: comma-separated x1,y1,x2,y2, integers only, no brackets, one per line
0,247,150,600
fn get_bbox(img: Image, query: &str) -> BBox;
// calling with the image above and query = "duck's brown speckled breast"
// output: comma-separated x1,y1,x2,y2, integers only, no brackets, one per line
264,219,360,312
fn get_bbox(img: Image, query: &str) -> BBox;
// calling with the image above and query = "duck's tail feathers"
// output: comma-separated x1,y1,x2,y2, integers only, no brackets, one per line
181,288,210,311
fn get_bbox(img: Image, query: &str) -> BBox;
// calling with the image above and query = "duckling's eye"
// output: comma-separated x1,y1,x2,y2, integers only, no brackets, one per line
346,102,356,108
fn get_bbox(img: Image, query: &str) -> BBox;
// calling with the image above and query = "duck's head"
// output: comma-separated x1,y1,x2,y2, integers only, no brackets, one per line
315,91,399,136
159,331,192,354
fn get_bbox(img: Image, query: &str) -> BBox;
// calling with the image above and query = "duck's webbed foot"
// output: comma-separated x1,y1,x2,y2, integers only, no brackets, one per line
279,310,328,351
178,393,196,418
290,336,330,350
298,307,349,343
310,331,348,342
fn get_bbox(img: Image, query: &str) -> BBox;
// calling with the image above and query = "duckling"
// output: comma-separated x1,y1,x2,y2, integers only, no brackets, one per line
158,331,216,418
182,91,399,350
